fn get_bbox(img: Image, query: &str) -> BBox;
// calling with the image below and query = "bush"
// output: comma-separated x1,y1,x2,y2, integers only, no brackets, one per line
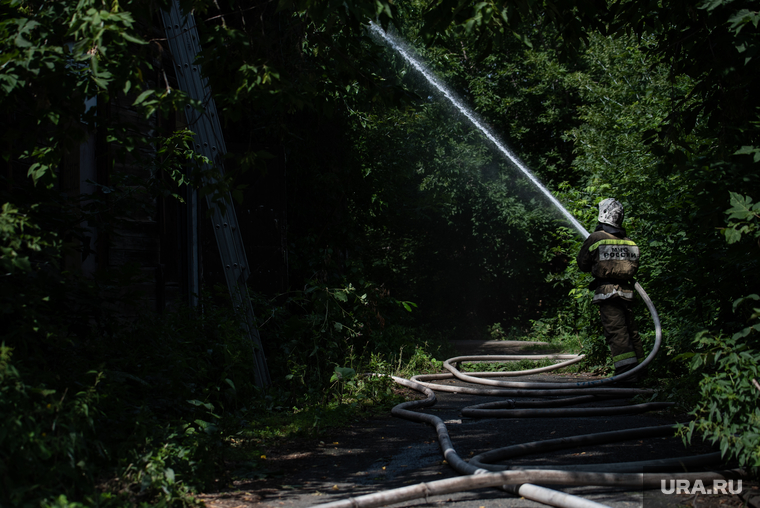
253,279,426,403
0,346,104,507
680,297,760,470
678,194,760,471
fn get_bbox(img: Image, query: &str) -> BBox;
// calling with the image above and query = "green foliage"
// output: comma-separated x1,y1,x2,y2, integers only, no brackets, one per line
3,0,760,501
0,346,104,507
680,324,760,469
0,0,185,186
119,426,214,506
349,98,573,333
487,322,507,340
399,346,445,375
252,278,445,402
678,197,760,470
460,358,566,373
0,202,56,274
146,129,253,217
418,0,604,54
0,288,253,506
1,280,432,506
724,192,760,244
0,0,436,503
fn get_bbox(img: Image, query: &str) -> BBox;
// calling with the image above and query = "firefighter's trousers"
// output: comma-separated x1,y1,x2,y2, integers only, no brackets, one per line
598,297,645,377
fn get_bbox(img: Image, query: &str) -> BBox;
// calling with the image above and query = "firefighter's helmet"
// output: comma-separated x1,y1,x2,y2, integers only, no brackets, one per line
598,198,624,228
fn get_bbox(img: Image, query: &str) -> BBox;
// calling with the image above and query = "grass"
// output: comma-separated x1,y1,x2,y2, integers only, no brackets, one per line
458,357,582,374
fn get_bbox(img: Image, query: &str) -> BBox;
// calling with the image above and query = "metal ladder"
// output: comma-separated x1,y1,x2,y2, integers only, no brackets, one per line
161,1,270,388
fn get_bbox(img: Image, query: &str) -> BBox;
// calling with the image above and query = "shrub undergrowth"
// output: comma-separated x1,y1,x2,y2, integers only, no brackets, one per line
0,266,448,507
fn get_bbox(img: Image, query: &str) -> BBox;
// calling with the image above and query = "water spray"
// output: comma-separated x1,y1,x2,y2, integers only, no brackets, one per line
367,22,590,238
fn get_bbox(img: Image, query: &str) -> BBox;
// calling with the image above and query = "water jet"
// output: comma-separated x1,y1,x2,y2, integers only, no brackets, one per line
368,22,590,238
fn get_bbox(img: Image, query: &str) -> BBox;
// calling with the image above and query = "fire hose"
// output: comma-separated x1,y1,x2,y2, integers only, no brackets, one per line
311,282,746,508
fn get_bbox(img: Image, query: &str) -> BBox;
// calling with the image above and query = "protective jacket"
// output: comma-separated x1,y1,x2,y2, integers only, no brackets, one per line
576,224,639,304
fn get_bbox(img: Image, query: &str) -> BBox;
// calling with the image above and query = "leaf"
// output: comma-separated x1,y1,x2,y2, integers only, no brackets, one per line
331,366,356,382
0,73,19,93
133,89,154,106
726,192,755,220
30,387,57,397
401,301,418,312
195,420,219,434
724,227,742,244
734,145,760,162
14,32,33,48
697,0,726,12
121,32,147,45
187,399,214,411
733,294,760,312
727,9,760,33
672,352,696,362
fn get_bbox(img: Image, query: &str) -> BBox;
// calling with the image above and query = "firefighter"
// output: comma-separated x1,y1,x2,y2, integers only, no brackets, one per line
577,198,646,382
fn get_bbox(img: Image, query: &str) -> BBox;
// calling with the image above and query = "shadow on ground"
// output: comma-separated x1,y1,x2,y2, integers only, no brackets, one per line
197,341,756,508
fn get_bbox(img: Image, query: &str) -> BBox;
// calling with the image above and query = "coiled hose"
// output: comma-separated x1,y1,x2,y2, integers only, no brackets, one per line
311,282,745,508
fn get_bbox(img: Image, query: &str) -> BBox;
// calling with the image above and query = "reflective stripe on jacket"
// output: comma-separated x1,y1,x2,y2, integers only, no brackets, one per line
592,284,635,303
577,228,639,303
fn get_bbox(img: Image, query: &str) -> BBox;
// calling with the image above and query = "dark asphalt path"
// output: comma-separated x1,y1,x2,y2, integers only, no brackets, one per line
198,341,744,508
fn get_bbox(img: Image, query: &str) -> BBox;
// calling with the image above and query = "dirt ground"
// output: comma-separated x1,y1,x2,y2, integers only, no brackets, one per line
196,341,758,508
